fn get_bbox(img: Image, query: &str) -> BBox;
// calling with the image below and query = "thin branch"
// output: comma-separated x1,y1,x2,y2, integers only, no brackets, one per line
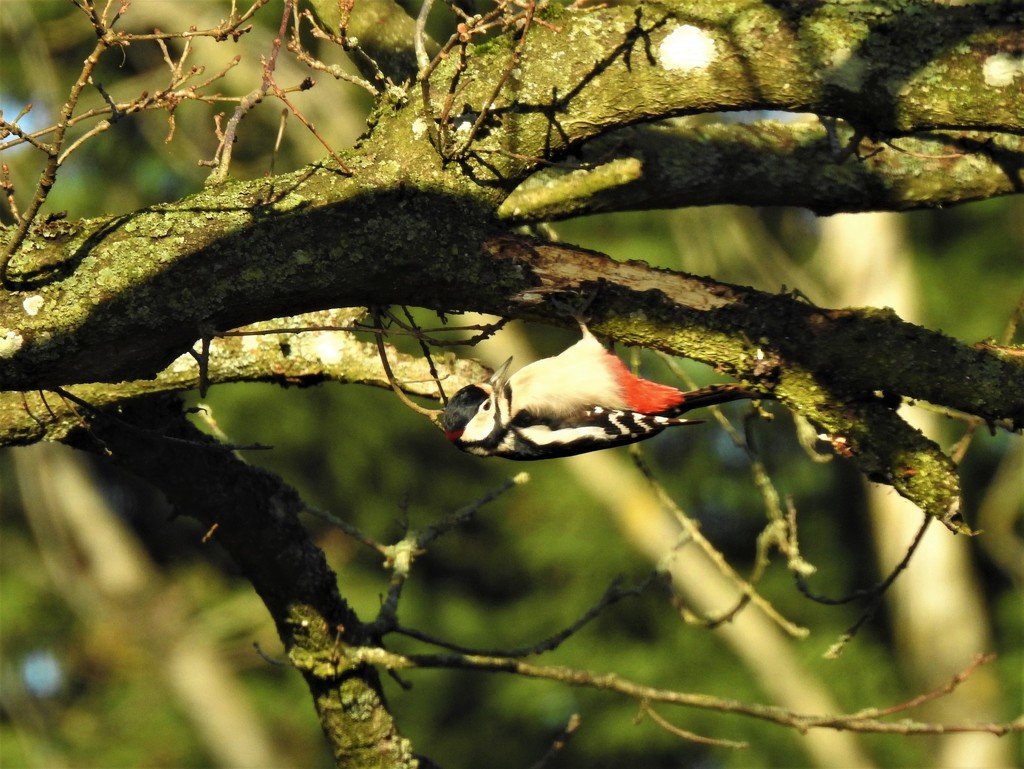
51,386,271,452
453,0,538,158
391,574,654,657
526,713,582,769
414,0,435,74
2,35,109,285
1,162,20,221
364,473,529,636
290,11,378,95
631,451,809,638
338,647,1021,737
848,652,997,720
636,702,748,749
398,306,449,404
301,502,388,556
371,308,443,419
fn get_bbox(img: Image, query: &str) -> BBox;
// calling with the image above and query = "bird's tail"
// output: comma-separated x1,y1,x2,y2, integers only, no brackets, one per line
664,383,768,416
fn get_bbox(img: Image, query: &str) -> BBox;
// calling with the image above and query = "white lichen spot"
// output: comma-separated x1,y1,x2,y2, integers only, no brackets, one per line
240,334,261,353
313,333,344,366
22,295,44,316
658,25,717,72
517,292,545,304
455,115,475,136
983,52,1024,87
0,329,25,357
823,46,868,91
411,117,429,140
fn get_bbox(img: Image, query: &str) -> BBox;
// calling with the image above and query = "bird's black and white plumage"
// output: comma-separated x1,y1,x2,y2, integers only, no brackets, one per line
442,326,763,460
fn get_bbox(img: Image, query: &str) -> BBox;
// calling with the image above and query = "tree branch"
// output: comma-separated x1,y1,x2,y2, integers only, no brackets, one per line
499,122,1024,221
336,646,1022,738
63,394,411,768
0,309,487,446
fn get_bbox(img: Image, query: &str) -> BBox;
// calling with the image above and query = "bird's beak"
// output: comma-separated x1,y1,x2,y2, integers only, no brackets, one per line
489,356,513,389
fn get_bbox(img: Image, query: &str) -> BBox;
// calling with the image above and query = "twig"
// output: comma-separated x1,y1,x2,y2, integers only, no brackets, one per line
339,647,1020,737
301,503,388,556
2,35,109,286
414,0,435,74
213,317,508,344
526,713,582,769
50,386,272,452
847,652,996,720
1,162,20,221
290,12,379,95
2,3,252,283
392,573,652,657
417,4,510,157
364,473,529,636
399,306,449,404
205,0,291,181
453,0,538,157
810,512,931,659
370,308,443,419
636,702,748,748
631,452,808,638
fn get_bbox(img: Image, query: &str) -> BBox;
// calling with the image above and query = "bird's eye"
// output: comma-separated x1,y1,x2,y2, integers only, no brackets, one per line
482,401,492,411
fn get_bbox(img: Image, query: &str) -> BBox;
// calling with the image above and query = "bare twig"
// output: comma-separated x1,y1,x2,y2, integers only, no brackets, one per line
526,713,582,769
636,702,748,748
631,451,808,638
1,162,20,221
848,652,997,720
371,308,443,419
392,574,653,657
1,2,260,284
301,502,388,556
398,306,449,404
51,386,271,452
2,35,108,285
290,11,379,95
365,473,529,636
337,647,1021,737
414,0,436,74
453,0,539,157
416,2,516,157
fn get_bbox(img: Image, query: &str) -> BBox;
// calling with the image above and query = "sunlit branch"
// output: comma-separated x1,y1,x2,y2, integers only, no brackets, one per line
338,647,1021,738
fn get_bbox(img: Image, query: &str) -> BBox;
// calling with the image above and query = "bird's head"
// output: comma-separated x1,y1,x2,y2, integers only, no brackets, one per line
441,357,513,447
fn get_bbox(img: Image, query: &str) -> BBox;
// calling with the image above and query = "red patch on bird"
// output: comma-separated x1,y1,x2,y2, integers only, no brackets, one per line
606,353,685,413
445,429,464,442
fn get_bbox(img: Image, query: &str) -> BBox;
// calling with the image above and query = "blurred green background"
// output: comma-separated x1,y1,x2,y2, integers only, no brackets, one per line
1,2,1021,768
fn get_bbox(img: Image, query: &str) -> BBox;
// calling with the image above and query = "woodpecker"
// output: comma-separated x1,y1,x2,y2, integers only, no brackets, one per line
442,326,764,460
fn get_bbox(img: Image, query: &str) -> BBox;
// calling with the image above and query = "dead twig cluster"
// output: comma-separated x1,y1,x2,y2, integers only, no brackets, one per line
416,0,554,160
0,0,267,285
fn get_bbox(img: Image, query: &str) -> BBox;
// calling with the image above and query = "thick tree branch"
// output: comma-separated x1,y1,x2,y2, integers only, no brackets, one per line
499,122,1024,221
0,308,486,446
3,218,1021,525
64,395,412,768
424,0,1024,186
